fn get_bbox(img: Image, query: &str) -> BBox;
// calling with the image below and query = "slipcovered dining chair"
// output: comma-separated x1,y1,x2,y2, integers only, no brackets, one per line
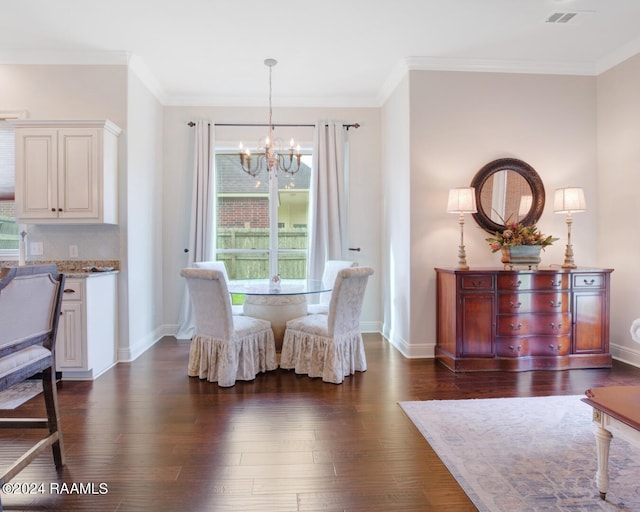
306,260,357,315
194,261,243,315
280,266,373,384
181,268,277,387
0,265,65,495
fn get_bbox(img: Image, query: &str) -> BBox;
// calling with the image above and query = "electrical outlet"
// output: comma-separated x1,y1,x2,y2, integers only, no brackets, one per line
30,242,43,256
69,245,79,258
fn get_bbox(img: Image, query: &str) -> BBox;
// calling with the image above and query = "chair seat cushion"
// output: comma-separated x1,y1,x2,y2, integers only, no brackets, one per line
286,314,329,337
306,303,329,315
233,315,272,337
0,346,51,380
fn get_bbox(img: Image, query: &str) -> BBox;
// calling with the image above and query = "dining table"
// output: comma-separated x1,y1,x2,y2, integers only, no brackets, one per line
227,278,331,350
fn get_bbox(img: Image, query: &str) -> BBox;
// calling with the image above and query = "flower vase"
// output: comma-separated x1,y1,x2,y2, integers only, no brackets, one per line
500,245,542,270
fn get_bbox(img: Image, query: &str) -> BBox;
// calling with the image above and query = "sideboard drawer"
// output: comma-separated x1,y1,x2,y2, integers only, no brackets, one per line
572,273,605,289
497,313,571,336
460,274,494,291
498,292,569,314
495,337,530,357
529,336,571,356
498,273,568,291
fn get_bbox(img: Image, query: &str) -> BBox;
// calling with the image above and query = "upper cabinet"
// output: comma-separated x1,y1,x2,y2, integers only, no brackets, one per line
13,120,121,224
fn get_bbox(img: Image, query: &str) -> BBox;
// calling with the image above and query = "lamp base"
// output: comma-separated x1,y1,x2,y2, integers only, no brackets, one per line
456,245,469,270
562,243,577,269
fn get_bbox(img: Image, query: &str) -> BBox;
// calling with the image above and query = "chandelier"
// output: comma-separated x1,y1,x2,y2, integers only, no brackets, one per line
239,59,301,178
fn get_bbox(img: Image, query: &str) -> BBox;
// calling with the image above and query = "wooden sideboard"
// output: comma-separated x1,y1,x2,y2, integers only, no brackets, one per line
435,267,613,372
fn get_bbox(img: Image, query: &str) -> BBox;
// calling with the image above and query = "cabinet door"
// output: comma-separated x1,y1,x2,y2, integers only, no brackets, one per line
55,301,84,369
58,129,100,220
459,293,495,357
15,129,59,219
573,291,608,353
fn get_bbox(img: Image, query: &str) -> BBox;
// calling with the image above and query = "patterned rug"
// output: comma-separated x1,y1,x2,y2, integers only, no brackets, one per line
400,395,640,511
0,380,42,409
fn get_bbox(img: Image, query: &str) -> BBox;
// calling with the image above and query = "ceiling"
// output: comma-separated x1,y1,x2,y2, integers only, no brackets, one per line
2,0,640,107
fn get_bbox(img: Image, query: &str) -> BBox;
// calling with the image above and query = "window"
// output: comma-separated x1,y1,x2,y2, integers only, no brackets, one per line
0,122,18,258
213,150,312,280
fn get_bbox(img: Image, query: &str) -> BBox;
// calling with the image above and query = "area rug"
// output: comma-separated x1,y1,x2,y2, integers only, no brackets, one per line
0,380,42,409
400,395,640,511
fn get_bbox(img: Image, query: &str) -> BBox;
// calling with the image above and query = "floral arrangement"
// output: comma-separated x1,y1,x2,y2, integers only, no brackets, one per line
486,222,557,253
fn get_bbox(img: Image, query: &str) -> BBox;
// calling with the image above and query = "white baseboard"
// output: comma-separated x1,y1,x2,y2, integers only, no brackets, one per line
118,326,165,362
611,343,640,368
383,327,434,358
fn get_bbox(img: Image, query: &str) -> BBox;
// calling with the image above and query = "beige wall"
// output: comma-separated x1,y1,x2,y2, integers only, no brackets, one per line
381,74,412,354
383,69,599,357
597,53,640,366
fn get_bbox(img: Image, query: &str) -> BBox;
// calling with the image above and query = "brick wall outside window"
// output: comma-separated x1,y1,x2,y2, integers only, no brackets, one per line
218,197,269,228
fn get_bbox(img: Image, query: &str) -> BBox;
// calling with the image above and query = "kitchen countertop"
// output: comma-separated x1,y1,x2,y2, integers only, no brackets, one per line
0,260,120,278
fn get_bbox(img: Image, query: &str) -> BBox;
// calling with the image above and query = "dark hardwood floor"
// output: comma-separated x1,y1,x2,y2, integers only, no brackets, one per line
2,333,640,511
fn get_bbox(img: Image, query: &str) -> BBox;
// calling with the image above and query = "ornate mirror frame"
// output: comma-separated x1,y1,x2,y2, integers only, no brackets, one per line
470,158,545,234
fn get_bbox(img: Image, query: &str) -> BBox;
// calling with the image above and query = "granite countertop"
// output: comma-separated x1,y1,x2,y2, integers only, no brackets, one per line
0,260,120,278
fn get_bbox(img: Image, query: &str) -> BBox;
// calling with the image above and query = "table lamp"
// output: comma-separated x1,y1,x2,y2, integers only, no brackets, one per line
447,187,477,270
554,187,586,268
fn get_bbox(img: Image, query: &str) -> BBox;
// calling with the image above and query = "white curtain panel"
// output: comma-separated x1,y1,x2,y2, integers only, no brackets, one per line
175,121,215,339
308,121,348,280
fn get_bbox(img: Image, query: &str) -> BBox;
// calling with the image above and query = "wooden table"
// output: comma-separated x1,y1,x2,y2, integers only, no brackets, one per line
582,386,640,499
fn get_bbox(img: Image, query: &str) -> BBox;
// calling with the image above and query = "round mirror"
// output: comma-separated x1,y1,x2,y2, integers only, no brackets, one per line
470,158,545,234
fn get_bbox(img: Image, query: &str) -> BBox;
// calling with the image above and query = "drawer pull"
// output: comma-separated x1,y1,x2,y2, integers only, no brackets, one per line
508,345,522,353
549,300,562,308
549,344,563,352
472,280,485,287
63,288,76,294
509,301,522,309
549,322,562,330
509,280,522,289
550,279,562,287
509,323,523,331
583,279,595,285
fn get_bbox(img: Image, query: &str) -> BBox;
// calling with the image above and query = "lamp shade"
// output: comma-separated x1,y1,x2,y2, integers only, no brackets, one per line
554,187,586,213
447,187,477,214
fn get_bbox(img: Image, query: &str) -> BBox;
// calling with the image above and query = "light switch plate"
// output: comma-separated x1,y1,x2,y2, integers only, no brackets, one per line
30,242,43,256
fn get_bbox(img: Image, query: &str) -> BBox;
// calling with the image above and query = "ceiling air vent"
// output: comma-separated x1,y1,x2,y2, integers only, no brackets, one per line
546,12,578,23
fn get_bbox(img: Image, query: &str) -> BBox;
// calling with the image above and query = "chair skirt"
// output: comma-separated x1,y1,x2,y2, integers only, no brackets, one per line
280,329,367,384
188,329,276,387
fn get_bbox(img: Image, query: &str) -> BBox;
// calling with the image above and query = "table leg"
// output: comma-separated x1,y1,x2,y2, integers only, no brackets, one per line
593,415,613,500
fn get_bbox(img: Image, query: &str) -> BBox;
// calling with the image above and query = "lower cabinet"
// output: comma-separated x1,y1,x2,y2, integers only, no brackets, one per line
435,267,613,372
56,273,117,380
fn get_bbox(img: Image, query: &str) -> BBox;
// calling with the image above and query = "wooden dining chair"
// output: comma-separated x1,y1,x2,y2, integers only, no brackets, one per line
0,265,66,496
281,266,373,384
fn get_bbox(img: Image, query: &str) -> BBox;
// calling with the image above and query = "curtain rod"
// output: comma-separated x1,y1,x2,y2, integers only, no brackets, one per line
187,121,360,130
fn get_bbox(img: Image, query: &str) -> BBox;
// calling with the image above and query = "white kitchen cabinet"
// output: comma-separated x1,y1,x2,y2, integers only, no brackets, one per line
13,120,121,224
56,273,117,380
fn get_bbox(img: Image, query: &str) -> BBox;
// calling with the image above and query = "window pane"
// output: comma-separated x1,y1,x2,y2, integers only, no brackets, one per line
277,155,310,279
215,151,311,280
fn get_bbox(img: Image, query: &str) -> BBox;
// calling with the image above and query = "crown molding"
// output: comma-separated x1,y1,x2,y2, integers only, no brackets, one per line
375,56,600,106
403,56,598,76
163,93,378,108
596,35,640,74
0,49,130,65
127,54,167,105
